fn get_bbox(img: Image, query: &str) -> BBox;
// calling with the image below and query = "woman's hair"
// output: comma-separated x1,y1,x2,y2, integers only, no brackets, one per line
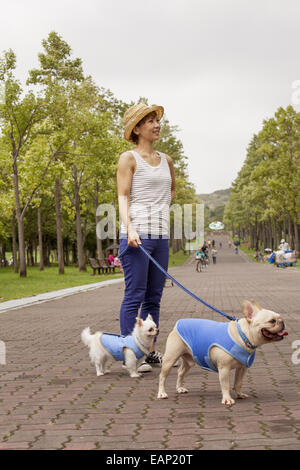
130,111,158,143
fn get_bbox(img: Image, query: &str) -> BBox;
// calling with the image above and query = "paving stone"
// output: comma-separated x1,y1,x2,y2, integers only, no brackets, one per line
0,235,299,450
0,442,29,449
63,442,98,450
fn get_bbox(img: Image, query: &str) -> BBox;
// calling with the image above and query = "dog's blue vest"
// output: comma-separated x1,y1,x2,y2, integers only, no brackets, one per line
176,319,255,372
100,333,145,362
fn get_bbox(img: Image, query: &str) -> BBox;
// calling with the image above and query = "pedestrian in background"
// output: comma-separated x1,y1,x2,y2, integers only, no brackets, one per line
212,247,218,264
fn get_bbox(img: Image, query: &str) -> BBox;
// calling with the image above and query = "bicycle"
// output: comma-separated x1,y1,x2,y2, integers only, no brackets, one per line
196,257,205,272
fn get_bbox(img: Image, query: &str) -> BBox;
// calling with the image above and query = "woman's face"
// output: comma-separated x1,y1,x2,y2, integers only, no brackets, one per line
133,112,161,143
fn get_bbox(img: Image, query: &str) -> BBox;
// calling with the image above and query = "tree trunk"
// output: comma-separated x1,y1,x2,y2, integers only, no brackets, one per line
94,185,104,260
272,219,277,252
71,241,77,265
64,238,69,266
258,222,263,250
294,219,299,252
55,179,64,274
37,205,44,271
267,217,273,251
11,211,18,273
288,213,293,249
0,243,5,266
277,221,282,250
17,216,26,276
27,241,34,266
13,154,26,277
250,226,255,249
254,216,258,250
282,215,286,241
73,164,86,271
262,222,266,248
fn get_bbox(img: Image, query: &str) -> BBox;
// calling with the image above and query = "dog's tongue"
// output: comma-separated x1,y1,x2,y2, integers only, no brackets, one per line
277,331,288,337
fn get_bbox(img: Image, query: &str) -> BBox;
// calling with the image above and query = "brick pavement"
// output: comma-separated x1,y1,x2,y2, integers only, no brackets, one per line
0,236,299,450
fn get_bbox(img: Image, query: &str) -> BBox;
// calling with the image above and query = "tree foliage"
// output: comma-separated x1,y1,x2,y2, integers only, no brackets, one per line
0,32,196,273
224,106,300,251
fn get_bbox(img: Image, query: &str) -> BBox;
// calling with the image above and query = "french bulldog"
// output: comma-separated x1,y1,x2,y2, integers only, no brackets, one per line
81,315,159,378
157,300,288,406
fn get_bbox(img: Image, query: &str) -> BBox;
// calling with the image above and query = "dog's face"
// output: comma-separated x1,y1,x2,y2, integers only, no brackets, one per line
242,300,288,345
135,315,159,340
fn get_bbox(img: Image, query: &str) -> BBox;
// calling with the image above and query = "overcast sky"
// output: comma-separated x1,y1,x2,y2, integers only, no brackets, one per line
1,0,300,194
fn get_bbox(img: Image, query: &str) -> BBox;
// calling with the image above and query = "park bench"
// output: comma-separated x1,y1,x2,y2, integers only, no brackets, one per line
104,258,117,274
98,258,111,274
88,258,101,275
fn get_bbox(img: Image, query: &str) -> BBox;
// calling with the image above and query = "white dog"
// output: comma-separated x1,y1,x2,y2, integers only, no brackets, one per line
81,315,159,378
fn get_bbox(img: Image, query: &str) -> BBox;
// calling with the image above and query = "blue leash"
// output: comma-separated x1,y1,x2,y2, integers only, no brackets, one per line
138,244,236,322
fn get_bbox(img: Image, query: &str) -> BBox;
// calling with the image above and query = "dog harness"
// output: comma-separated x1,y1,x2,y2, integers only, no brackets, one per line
100,333,145,362
175,319,256,372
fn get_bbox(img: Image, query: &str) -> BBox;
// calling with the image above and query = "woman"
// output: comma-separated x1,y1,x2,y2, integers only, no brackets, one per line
117,103,176,372
107,250,115,266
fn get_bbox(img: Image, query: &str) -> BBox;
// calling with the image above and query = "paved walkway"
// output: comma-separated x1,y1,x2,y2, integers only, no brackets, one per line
0,236,299,450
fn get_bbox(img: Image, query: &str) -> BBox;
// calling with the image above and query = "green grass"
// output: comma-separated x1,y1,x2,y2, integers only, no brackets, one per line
0,248,190,302
0,265,123,302
168,248,191,266
238,243,258,260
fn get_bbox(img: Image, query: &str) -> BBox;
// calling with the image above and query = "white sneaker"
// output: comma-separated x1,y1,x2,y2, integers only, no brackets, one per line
137,361,152,373
145,351,163,366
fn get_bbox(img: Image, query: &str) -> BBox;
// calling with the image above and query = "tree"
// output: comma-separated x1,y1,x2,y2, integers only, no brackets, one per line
27,31,85,272
0,50,52,276
224,105,300,251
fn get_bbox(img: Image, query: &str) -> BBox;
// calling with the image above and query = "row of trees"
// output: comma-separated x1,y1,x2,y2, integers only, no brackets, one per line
0,32,197,277
224,105,300,252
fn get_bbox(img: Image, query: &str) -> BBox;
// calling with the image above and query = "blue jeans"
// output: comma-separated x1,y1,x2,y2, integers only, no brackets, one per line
118,236,169,337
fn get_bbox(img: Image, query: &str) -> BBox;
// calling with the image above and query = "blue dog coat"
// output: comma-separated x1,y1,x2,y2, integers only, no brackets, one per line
100,333,145,362
175,319,255,372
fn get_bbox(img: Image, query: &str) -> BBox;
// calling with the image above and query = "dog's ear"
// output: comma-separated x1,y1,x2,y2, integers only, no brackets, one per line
251,299,263,311
242,300,258,322
146,314,154,322
136,317,143,327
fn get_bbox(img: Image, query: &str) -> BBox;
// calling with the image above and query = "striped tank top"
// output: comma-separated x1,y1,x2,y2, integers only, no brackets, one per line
120,150,172,236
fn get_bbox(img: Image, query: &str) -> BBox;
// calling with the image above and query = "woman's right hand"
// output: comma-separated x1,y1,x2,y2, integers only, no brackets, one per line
128,228,141,248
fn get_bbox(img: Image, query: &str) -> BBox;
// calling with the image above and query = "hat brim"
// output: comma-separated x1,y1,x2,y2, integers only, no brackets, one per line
124,105,164,142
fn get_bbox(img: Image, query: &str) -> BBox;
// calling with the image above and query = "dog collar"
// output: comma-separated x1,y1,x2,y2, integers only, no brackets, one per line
236,320,257,350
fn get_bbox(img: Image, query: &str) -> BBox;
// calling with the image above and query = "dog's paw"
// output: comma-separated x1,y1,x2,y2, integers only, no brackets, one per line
97,372,105,376
177,387,189,394
222,396,235,406
157,391,168,399
130,372,141,378
236,392,249,399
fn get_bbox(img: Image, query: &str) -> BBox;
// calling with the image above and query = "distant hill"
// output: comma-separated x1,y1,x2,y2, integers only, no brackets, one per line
196,188,230,211
196,188,231,228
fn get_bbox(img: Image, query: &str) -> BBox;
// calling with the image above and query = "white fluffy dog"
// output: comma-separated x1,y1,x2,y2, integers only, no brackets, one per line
81,315,159,378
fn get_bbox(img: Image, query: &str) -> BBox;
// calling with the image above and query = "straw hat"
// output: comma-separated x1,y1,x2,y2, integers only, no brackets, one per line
123,103,164,142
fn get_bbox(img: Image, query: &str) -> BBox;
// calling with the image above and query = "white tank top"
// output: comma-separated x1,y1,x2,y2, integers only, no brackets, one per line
120,150,172,236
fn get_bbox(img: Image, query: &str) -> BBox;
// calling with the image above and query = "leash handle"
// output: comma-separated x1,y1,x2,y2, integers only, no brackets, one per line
138,243,236,322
